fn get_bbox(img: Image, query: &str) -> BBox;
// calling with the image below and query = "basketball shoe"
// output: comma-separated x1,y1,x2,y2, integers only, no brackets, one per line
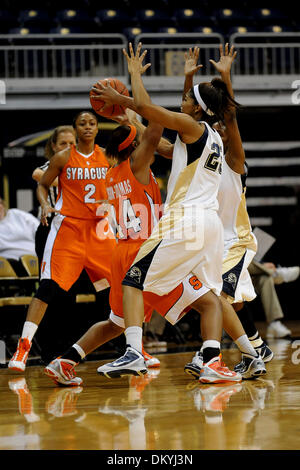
97,346,147,378
44,358,83,386
8,338,32,372
199,355,242,384
233,354,266,379
184,351,203,379
254,341,273,363
266,320,291,338
142,346,160,368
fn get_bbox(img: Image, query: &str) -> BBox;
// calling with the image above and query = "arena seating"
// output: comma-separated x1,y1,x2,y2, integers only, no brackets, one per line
0,2,298,39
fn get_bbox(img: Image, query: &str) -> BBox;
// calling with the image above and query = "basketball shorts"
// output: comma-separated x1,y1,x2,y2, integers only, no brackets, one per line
40,213,116,291
122,207,223,297
110,270,210,328
222,245,256,304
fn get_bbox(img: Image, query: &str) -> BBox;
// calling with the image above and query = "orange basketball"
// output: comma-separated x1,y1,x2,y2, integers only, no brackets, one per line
90,78,129,119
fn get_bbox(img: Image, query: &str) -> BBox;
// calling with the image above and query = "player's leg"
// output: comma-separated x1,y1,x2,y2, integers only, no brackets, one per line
96,285,147,379
220,295,266,378
8,280,65,372
44,318,125,386
235,302,273,363
189,292,242,384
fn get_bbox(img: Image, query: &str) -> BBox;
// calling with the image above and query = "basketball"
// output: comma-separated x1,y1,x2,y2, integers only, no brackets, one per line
89,78,130,119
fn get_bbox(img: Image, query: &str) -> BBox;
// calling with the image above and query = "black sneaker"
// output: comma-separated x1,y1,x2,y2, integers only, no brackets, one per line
234,354,266,379
255,342,274,363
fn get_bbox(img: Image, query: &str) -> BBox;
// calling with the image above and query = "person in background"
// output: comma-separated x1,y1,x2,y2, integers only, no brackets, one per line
0,196,39,274
248,260,299,338
32,126,76,268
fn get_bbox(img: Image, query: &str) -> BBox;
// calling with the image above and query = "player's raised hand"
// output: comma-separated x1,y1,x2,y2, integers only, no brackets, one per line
123,42,151,75
209,43,237,76
184,47,203,77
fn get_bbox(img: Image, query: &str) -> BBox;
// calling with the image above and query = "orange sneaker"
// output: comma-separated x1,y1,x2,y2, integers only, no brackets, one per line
199,355,242,384
142,346,160,368
8,338,32,372
44,357,83,387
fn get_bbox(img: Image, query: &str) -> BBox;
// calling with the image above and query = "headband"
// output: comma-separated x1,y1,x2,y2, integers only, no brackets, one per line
193,85,215,116
118,125,137,152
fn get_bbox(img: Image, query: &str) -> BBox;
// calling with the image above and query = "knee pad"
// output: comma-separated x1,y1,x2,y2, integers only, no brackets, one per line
35,279,66,304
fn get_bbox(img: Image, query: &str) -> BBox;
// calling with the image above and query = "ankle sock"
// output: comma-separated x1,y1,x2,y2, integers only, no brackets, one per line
125,326,143,353
61,344,85,363
235,334,258,357
21,321,38,342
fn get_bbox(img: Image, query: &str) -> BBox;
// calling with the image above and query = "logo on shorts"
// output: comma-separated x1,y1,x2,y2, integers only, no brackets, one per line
224,272,237,289
128,266,142,284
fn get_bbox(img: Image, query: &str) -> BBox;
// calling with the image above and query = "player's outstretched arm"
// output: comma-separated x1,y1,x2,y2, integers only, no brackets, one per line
124,43,201,140
210,43,245,174
183,47,202,100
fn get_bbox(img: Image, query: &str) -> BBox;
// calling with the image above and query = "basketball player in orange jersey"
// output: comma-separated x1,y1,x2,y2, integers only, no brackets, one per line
43,117,239,386
8,110,117,373
43,116,167,385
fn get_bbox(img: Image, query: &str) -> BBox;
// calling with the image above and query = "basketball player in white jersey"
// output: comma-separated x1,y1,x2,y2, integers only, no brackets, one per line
96,42,242,384
184,45,271,379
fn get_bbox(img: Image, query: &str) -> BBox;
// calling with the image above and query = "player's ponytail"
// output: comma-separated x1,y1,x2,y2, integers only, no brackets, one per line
193,79,240,124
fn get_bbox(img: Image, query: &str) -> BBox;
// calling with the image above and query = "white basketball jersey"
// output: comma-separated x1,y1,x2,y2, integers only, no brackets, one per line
218,159,257,252
165,122,224,211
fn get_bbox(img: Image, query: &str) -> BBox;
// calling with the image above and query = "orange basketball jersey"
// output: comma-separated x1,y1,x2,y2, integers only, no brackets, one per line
55,144,109,219
105,159,162,242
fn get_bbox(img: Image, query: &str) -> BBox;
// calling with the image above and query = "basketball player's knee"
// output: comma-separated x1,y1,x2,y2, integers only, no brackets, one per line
192,291,221,315
108,319,124,336
35,279,66,305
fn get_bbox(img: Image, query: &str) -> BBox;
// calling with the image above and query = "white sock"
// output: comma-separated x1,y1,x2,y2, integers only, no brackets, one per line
21,321,38,342
235,334,258,357
73,343,86,359
125,326,143,353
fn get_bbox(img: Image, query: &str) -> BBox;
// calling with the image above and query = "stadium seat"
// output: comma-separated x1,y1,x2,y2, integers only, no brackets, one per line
9,27,46,35
135,9,174,28
264,25,294,33
251,8,288,26
157,26,186,35
55,9,97,33
194,25,223,36
96,9,136,34
49,26,87,35
228,26,257,35
173,8,213,28
18,10,52,31
122,27,153,43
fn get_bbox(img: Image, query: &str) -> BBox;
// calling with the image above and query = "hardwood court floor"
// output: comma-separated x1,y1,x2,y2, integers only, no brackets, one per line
1,332,300,451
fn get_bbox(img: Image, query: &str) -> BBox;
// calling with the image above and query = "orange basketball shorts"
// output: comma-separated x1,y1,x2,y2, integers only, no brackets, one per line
40,213,116,291
109,241,210,328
